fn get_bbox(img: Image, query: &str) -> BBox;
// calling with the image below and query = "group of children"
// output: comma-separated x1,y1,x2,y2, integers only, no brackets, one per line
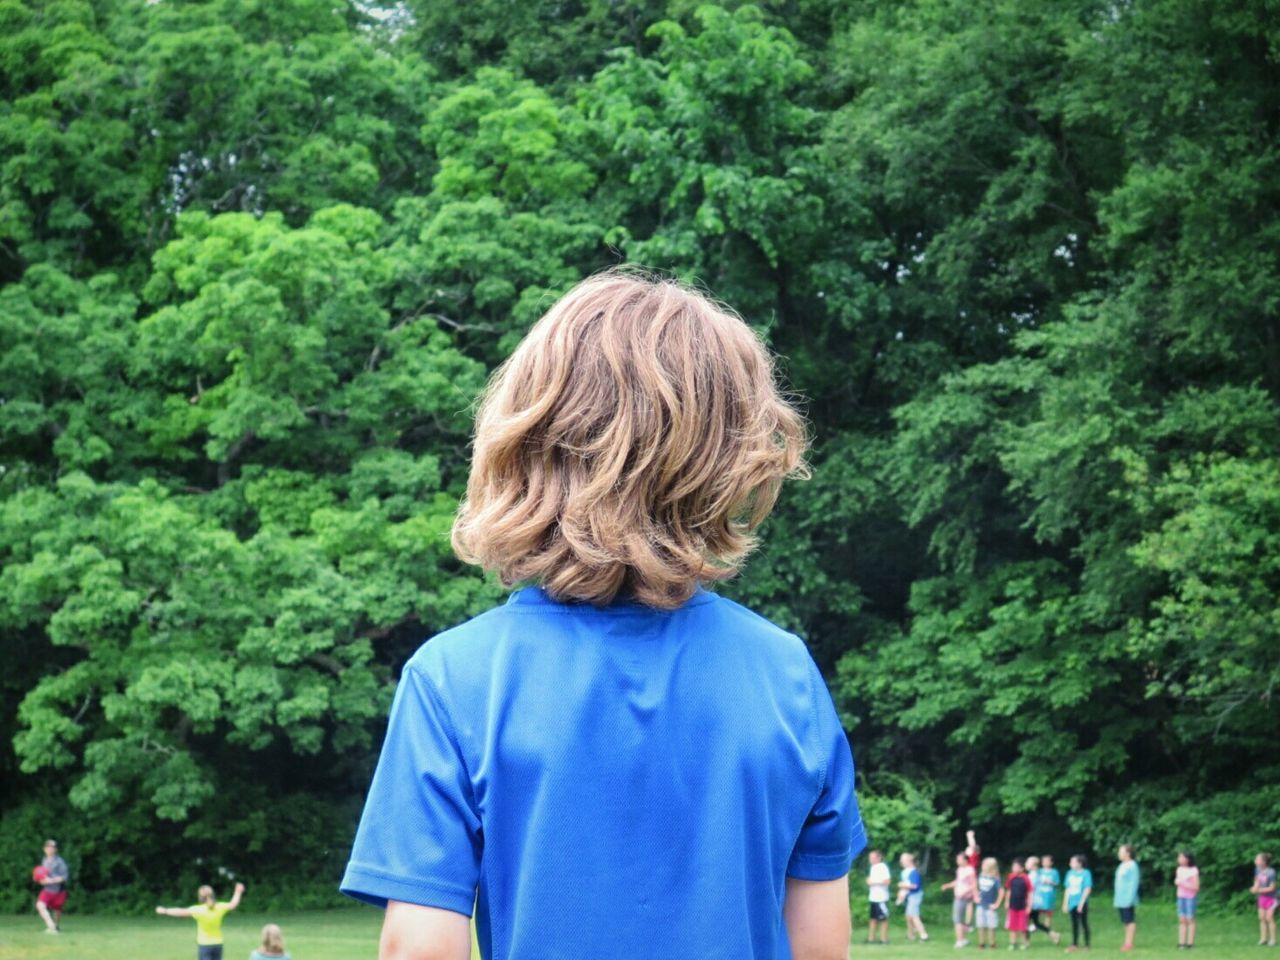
867,833,1279,953
155,882,292,960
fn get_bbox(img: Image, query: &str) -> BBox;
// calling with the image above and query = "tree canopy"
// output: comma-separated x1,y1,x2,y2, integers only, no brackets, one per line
1,0,1276,910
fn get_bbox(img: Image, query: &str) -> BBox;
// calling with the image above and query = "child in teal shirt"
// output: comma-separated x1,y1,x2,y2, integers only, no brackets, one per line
1114,844,1140,951
1063,855,1093,952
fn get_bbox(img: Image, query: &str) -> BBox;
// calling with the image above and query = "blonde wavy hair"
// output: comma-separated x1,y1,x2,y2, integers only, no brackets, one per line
260,923,286,954
452,269,808,609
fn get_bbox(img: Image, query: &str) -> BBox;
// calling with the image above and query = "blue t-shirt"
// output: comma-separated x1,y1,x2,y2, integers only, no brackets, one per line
341,587,866,960
1033,867,1060,909
1064,868,1092,910
1114,860,1140,908
978,873,1001,907
903,867,922,895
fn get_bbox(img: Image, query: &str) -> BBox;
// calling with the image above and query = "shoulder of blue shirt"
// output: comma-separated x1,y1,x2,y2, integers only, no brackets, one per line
405,588,817,680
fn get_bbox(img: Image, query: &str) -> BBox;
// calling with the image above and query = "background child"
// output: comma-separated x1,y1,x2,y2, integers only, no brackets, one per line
1025,857,1041,936
868,850,893,944
1253,852,1277,947
250,923,291,960
1063,854,1093,953
1032,853,1062,944
942,850,977,948
156,882,246,960
33,839,69,935
1175,851,1199,949
1001,857,1033,950
898,852,928,942
975,857,1002,950
965,830,982,927
1115,844,1140,952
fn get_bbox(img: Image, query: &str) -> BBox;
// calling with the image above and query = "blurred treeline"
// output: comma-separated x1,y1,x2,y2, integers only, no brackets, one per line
1,0,1277,911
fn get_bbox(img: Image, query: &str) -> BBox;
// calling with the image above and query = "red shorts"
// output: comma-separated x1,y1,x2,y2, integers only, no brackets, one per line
38,890,67,911
1006,908,1029,932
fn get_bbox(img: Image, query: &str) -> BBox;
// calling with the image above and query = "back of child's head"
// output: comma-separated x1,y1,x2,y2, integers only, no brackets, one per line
261,923,285,953
1179,851,1196,867
1260,852,1273,866
453,269,808,609
1072,854,1087,869
982,857,999,875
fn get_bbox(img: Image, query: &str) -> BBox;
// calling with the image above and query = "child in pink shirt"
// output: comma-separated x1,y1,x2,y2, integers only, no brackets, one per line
1175,851,1199,949
942,852,977,947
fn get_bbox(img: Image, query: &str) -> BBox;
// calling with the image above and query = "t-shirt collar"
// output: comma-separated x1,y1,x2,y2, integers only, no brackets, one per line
506,584,713,611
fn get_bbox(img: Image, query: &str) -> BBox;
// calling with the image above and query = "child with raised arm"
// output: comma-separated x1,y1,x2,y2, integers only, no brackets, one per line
156,882,245,960
1253,852,1277,947
965,831,982,928
942,851,977,948
1175,851,1199,949
339,271,865,960
1062,854,1092,953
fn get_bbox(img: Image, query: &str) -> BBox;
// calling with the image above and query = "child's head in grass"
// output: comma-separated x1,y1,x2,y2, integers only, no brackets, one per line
453,269,808,609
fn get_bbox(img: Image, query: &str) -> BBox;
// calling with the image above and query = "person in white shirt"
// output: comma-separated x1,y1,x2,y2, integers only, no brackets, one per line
866,850,893,944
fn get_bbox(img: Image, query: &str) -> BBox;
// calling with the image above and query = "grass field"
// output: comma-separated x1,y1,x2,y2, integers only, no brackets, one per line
0,904,1270,959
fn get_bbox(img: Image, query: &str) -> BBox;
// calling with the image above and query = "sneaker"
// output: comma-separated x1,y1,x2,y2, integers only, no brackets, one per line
44,929,59,935
956,940,970,949
922,936,931,943
1052,933,1062,945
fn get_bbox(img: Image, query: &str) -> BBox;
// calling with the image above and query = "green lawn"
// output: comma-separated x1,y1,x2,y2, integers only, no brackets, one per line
0,909,383,960
0,904,1269,959
858,905,1269,960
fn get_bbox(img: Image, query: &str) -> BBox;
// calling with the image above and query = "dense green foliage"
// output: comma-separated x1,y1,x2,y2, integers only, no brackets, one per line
2,0,1276,912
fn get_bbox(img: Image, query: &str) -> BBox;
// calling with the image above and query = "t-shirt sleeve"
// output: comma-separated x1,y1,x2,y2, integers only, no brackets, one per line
340,662,482,915
786,658,866,881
